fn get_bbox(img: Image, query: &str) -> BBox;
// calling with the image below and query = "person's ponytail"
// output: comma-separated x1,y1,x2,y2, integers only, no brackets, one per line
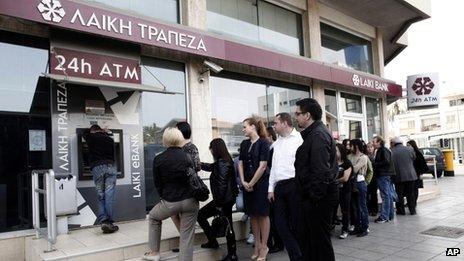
257,120,268,139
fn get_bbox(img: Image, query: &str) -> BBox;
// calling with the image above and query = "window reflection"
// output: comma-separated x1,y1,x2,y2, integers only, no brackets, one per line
340,93,362,114
206,0,303,55
81,0,179,23
366,97,382,139
321,23,373,74
211,75,309,153
324,90,339,137
141,58,186,210
0,42,48,113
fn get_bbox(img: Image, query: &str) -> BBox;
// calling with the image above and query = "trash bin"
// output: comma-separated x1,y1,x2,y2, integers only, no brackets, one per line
44,175,78,216
442,149,455,177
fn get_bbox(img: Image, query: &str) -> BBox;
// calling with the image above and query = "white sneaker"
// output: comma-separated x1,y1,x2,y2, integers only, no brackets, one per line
339,231,348,239
348,225,355,232
246,234,255,244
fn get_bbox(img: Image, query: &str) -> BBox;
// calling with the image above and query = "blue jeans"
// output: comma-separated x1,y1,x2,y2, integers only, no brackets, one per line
91,164,117,224
377,176,395,220
357,181,369,232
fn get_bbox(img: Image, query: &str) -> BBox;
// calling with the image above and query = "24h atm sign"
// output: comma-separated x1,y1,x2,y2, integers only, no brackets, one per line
407,73,440,109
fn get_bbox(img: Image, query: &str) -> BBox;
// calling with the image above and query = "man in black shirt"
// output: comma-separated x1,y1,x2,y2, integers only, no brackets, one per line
83,124,118,234
294,98,338,261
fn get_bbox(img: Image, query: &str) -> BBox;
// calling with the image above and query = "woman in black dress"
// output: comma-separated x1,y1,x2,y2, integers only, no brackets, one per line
238,117,270,261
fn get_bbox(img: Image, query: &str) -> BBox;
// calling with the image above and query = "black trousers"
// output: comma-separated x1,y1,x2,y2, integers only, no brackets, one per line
339,184,351,232
274,179,301,261
395,181,416,214
197,201,236,255
367,178,379,215
268,201,284,250
298,183,338,261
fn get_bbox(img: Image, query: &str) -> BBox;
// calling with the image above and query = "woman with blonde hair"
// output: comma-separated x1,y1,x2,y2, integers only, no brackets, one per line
143,127,199,261
238,117,271,260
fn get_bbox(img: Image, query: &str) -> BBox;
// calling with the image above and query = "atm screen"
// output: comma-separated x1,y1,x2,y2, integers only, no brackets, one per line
76,128,124,180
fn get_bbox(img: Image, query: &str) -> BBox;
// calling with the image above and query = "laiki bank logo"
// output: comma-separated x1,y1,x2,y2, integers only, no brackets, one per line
411,77,435,95
352,74,360,86
37,0,65,23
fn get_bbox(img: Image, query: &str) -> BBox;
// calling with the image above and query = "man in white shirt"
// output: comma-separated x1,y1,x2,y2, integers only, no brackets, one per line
267,112,303,261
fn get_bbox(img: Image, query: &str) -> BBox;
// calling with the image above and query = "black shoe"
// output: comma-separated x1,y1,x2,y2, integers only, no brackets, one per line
221,254,238,261
172,248,179,253
102,222,119,234
396,211,406,215
357,231,369,237
269,246,284,254
348,230,360,235
201,241,219,249
410,210,417,215
374,217,388,223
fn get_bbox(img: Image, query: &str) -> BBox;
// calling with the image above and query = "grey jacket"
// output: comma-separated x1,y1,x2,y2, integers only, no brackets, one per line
391,144,417,182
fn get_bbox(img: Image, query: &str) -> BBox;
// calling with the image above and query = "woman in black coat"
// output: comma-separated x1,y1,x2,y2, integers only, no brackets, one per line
197,138,239,261
407,140,429,204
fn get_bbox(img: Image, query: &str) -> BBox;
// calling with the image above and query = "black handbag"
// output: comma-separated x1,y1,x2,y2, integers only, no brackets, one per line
187,166,210,202
211,215,230,238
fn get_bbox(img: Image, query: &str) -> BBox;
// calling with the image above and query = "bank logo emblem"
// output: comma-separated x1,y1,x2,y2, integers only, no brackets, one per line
412,77,435,95
37,0,66,23
352,74,360,86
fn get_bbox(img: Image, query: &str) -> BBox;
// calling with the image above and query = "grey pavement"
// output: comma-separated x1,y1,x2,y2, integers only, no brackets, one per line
234,174,464,260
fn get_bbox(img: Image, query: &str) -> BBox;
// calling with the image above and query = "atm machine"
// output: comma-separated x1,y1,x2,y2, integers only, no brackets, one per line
51,82,146,227
76,128,124,180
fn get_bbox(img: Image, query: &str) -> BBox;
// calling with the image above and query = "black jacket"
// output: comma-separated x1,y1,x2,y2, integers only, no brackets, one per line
201,159,238,206
83,130,115,169
373,146,394,177
294,120,337,202
153,147,193,202
413,150,429,177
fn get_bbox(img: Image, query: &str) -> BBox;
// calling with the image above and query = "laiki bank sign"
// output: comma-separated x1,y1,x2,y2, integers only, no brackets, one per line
407,73,440,109
2,0,216,55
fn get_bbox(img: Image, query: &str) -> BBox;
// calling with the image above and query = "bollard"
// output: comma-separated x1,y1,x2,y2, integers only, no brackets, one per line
442,149,455,177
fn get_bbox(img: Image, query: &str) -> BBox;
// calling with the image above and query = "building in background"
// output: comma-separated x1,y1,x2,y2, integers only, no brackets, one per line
0,0,430,234
392,92,464,161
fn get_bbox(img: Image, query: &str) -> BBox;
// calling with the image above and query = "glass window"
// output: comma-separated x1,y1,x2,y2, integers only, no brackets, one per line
340,93,362,114
141,58,186,210
265,85,310,130
366,97,382,139
421,117,441,132
81,0,179,23
210,75,309,153
0,42,48,113
206,0,303,55
321,23,373,74
211,76,267,154
348,120,362,139
324,90,338,136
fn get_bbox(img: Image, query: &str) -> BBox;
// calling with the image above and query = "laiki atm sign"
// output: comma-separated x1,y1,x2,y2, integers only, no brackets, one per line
407,73,439,109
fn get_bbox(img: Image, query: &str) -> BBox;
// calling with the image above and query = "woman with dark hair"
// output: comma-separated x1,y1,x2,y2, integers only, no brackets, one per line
238,117,271,260
407,140,428,205
197,138,239,261
335,144,353,239
342,139,350,152
347,139,369,237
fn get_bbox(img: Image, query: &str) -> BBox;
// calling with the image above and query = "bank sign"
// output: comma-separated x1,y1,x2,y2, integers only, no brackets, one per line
407,73,439,108
50,47,141,84
0,0,403,97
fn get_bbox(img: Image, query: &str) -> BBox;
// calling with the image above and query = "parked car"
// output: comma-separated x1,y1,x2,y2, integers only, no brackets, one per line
419,147,445,178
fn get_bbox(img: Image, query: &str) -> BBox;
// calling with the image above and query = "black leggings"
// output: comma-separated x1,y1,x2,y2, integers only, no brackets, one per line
197,201,236,255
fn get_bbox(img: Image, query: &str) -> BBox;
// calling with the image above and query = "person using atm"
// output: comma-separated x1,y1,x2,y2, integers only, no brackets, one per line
83,124,119,234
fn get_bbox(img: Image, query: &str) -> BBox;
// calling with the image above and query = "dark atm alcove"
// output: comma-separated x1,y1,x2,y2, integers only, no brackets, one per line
76,128,124,180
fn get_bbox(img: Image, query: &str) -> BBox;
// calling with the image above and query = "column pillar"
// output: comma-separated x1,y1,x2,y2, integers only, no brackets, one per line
181,0,213,162
372,28,385,77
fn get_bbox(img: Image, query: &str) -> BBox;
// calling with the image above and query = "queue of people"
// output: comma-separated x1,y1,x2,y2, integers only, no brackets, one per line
83,98,429,261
